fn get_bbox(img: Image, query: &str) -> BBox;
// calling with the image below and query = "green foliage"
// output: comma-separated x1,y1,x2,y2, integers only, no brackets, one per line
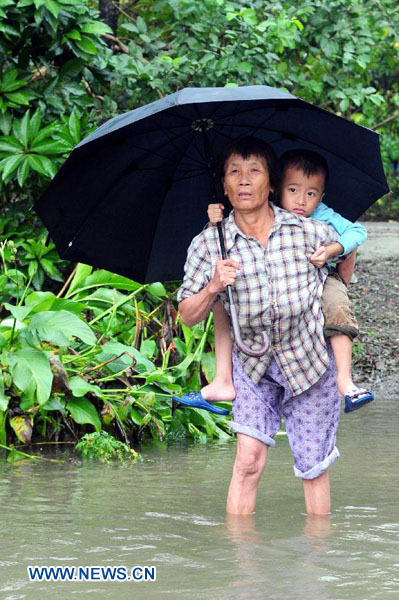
75,431,141,462
0,0,397,216
0,230,233,447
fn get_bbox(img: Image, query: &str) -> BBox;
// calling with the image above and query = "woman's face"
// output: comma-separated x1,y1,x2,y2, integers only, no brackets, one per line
223,153,273,214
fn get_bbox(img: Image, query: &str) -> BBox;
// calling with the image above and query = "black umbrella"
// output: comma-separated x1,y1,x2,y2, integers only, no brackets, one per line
34,85,389,353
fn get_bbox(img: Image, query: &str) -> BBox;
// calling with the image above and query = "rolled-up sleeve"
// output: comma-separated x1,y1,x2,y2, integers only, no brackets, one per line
177,233,213,302
312,203,367,255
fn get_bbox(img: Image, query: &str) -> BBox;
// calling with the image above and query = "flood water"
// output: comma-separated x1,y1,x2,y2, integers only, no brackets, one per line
0,398,398,600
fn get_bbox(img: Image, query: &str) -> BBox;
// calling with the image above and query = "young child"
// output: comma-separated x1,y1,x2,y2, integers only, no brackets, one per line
201,149,374,414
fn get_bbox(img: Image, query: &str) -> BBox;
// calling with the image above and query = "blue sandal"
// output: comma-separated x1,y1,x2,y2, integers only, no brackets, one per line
344,388,374,413
172,392,230,415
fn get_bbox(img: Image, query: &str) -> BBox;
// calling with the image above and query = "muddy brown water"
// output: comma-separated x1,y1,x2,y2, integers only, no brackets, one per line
1,396,398,600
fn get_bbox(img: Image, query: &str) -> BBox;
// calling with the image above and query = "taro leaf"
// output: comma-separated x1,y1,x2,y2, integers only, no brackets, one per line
0,374,9,411
0,409,7,446
0,332,7,349
67,397,101,432
25,291,84,315
7,347,52,405
150,417,165,441
69,376,104,399
172,352,196,376
146,282,167,298
188,408,216,437
82,288,134,316
166,416,187,439
50,298,85,315
130,406,144,426
66,263,93,295
140,339,157,359
69,269,142,293
3,302,32,321
214,425,232,441
96,341,155,374
25,291,55,312
9,414,33,443
187,422,207,441
140,392,156,410
41,397,65,412
21,310,96,346
201,351,216,384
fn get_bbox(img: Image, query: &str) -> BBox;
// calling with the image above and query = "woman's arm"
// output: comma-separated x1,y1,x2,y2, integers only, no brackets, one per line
179,258,240,326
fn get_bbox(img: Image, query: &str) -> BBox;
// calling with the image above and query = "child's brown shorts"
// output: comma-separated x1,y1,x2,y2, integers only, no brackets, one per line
321,272,359,340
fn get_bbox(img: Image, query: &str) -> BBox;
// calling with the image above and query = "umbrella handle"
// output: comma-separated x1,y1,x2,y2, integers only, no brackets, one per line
216,222,270,357
228,286,270,357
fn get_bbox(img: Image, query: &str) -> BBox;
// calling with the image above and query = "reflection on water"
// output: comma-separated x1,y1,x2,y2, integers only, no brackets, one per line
0,399,398,599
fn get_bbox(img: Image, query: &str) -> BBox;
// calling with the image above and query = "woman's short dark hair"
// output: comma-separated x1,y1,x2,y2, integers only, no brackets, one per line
216,136,280,192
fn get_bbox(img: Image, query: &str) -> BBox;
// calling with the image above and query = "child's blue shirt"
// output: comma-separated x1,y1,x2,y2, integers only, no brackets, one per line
311,202,367,255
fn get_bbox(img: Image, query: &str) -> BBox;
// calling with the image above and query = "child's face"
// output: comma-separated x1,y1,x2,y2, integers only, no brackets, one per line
280,167,325,217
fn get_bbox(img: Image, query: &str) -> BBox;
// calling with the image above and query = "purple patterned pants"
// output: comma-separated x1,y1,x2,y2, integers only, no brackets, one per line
229,345,341,479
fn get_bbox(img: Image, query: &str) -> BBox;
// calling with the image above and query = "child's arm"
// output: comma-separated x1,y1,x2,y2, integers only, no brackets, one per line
310,242,344,267
311,203,367,256
208,204,224,226
337,250,356,285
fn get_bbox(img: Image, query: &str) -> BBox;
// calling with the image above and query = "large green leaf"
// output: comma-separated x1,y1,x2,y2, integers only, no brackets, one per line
0,373,9,411
97,341,155,374
201,351,216,383
69,376,104,399
23,292,84,316
146,282,167,298
3,302,33,321
82,288,134,316
6,347,52,405
67,397,101,431
68,269,142,294
66,263,92,295
21,310,96,346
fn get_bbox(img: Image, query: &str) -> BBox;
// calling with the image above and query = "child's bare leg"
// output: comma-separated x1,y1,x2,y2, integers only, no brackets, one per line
201,301,236,402
330,333,374,412
330,333,356,397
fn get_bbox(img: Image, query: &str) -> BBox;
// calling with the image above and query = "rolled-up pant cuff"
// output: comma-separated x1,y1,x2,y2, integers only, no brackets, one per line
293,446,340,480
228,421,276,447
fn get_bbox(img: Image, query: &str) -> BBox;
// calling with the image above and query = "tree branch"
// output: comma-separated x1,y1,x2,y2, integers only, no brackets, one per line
374,112,399,129
101,33,129,53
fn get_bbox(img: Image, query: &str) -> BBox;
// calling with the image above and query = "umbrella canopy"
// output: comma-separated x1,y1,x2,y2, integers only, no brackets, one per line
34,85,389,283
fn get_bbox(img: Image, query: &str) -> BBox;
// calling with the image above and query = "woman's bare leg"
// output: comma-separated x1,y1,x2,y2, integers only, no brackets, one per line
226,434,268,514
302,471,330,515
201,301,236,402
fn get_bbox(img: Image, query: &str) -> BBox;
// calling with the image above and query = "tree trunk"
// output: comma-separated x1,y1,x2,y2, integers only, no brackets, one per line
99,0,120,36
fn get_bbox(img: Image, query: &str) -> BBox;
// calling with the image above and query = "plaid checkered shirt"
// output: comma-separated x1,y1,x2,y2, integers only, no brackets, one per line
177,204,339,396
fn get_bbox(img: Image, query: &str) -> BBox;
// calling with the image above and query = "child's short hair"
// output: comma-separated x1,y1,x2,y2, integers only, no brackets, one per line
279,149,329,188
